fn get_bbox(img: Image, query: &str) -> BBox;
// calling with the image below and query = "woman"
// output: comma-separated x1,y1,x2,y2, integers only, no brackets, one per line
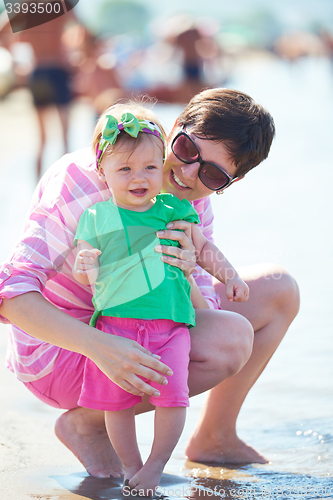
0,88,299,478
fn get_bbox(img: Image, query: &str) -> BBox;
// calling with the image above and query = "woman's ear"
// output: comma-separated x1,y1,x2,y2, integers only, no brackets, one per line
216,176,245,195
234,176,244,183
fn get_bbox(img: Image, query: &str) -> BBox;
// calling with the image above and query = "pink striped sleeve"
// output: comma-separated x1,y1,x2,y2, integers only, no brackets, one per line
0,149,109,323
1,149,112,381
191,197,222,310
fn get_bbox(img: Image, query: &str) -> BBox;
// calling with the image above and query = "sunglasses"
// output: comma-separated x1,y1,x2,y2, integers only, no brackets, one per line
171,126,238,192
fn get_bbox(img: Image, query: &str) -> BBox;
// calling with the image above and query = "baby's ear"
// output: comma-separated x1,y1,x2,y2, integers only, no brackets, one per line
97,167,106,183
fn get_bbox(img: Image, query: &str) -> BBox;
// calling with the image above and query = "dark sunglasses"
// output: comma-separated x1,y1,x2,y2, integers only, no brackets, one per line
171,126,238,192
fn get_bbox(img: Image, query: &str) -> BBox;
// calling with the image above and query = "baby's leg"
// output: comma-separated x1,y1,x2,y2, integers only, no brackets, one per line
128,406,186,496
105,407,143,484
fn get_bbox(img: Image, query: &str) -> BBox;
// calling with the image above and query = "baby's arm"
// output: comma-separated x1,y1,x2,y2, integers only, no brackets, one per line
191,224,249,303
73,240,101,286
187,275,211,309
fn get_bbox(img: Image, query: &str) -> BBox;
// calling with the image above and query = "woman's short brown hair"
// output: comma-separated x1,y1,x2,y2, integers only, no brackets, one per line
177,88,275,177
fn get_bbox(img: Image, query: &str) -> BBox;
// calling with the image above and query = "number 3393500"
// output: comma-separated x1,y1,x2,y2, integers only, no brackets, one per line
5,3,62,14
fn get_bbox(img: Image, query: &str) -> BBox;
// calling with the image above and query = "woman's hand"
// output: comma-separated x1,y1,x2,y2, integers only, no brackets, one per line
85,328,174,397
155,220,197,278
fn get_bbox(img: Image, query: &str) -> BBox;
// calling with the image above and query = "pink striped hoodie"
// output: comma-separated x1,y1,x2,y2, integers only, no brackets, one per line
0,149,221,382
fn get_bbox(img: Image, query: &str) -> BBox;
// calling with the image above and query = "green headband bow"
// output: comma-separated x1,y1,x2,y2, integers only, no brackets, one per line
96,112,165,170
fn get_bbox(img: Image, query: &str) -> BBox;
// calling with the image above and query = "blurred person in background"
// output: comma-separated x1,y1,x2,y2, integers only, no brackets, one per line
66,27,124,117
0,3,79,179
320,28,333,66
145,14,224,104
274,30,327,62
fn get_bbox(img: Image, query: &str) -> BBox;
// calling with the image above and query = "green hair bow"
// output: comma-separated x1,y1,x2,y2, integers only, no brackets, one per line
103,112,141,145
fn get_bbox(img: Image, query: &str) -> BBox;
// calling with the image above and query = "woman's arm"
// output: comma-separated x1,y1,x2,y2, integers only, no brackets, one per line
0,292,173,396
155,220,249,303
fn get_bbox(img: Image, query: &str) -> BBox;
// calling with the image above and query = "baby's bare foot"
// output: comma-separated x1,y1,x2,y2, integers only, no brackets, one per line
55,407,123,478
121,459,143,493
128,459,165,497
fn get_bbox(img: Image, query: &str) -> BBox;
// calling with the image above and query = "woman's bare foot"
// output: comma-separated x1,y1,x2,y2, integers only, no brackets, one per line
55,407,124,478
185,431,268,465
128,459,165,496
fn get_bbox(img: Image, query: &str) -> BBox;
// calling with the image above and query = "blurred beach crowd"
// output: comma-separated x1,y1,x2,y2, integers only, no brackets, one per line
0,0,333,178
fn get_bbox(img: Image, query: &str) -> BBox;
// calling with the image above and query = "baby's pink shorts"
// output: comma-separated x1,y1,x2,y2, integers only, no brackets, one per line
79,316,190,411
23,317,190,410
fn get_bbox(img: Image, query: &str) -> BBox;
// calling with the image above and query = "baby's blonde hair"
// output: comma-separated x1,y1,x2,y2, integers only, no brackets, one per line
92,99,167,163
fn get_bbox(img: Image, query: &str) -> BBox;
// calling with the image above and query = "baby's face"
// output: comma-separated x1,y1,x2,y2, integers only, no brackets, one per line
98,134,164,211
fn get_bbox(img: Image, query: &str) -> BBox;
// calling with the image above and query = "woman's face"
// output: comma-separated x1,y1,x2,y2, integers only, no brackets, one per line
162,127,238,202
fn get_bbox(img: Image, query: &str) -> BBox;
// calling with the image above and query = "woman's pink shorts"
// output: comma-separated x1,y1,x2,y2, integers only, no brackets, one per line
79,317,190,411
23,317,190,410
23,347,86,409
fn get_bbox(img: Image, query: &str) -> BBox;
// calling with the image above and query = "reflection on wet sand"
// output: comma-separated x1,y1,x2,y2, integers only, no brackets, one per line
1,463,332,500
184,461,333,499
52,471,190,499
52,471,123,500
22,463,333,499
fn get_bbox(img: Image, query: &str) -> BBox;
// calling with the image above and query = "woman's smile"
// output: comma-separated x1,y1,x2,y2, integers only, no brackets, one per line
171,170,190,189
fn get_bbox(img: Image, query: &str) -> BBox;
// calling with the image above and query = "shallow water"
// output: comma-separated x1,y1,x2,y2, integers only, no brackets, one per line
0,56,332,498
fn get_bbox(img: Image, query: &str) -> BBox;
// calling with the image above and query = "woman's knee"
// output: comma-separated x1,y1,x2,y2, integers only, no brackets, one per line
197,311,253,378
261,264,300,320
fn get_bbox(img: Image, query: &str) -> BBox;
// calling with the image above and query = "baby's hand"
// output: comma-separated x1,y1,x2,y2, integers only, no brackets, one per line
74,248,101,275
225,275,249,302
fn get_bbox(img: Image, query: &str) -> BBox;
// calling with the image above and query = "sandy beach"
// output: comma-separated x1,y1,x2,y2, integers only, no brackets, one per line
1,54,333,498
